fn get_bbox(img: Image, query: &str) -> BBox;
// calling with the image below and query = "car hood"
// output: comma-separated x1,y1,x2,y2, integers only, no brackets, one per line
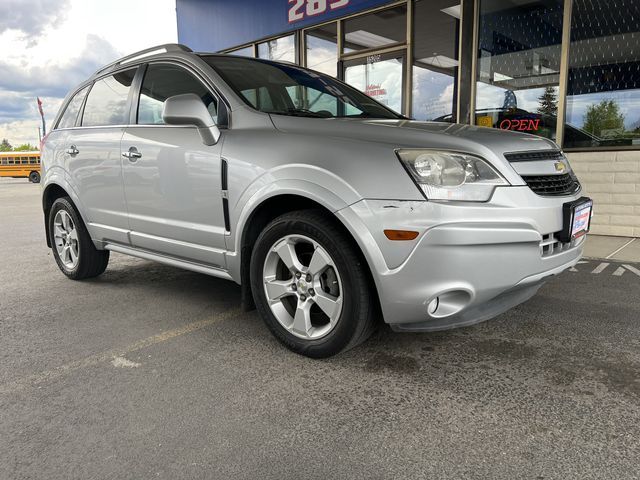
270,116,561,184
271,116,559,152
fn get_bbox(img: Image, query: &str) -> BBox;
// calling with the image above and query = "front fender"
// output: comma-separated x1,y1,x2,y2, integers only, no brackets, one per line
226,183,343,280
226,177,392,304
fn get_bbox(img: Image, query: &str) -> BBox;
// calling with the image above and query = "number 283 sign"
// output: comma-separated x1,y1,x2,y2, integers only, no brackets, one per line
288,0,350,23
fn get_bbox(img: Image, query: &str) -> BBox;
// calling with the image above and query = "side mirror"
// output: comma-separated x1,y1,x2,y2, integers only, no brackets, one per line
162,93,221,146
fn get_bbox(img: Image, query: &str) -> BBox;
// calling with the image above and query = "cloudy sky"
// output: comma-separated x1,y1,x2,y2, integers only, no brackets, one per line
0,0,177,147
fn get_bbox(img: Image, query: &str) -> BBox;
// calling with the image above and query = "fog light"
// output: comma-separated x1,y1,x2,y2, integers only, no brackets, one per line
428,297,439,315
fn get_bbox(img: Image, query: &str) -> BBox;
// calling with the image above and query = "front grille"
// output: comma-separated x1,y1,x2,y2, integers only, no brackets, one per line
522,173,581,196
504,150,564,162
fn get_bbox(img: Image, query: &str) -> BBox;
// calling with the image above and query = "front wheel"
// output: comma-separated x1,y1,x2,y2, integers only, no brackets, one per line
48,197,109,280
29,171,40,183
250,210,376,358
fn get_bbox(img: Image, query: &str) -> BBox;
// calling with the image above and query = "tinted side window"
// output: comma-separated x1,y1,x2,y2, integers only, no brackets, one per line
57,86,89,129
82,68,137,127
138,64,218,125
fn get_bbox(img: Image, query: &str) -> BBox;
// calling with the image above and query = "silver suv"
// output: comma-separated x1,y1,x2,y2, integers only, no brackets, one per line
42,44,592,357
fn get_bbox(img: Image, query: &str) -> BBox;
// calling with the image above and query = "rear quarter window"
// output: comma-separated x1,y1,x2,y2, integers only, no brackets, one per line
56,86,89,129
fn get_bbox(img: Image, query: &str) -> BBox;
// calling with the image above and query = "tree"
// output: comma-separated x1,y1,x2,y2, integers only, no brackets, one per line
537,86,558,116
0,139,12,152
583,99,625,137
13,143,37,151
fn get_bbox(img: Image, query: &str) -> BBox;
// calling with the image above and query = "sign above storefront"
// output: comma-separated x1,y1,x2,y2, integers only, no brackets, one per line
177,0,395,52
288,0,351,23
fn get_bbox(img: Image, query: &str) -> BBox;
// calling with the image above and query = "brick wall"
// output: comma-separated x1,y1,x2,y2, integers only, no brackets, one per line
567,151,640,237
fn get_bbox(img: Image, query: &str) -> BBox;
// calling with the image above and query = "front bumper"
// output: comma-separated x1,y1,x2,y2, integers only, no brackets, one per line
337,186,585,330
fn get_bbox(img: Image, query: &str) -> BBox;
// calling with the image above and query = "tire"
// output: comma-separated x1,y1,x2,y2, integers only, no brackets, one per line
29,171,40,183
250,210,376,358
48,197,109,280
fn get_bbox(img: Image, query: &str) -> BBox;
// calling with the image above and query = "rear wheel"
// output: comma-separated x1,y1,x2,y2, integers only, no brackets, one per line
29,171,40,183
250,210,376,358
48,197,109,280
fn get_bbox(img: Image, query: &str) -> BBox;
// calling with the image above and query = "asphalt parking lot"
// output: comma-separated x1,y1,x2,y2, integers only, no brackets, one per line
1,178,639,480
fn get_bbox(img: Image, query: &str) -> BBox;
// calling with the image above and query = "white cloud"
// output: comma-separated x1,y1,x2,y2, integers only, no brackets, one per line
0,0,71,38
0,0,177,146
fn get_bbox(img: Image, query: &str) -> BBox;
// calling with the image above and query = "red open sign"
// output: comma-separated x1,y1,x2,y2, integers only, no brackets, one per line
499,119,541,132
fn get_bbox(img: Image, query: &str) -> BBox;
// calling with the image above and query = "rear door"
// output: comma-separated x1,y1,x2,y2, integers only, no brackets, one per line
68,68,138,245
42,85,89,186
121,62,227,269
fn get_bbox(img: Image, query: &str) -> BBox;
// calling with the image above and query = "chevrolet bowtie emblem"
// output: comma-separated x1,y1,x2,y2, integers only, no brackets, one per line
554,161,566,173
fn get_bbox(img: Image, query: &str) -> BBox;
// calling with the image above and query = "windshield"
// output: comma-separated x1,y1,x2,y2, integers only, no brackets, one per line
201,55,403,120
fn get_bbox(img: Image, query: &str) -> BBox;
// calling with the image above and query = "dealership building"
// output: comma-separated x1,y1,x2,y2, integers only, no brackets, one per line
176,0,640,237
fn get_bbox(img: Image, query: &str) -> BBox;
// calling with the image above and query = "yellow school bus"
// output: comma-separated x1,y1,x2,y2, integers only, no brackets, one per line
0,151,41,183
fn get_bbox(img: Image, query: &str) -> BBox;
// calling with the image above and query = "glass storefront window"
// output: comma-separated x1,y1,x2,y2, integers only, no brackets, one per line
305,23,338,77
344,51,405,114
342,5,407,53
228,45,254,57
475,0,564,140
412,0,459,121
258,34,296,63
564,0,640,149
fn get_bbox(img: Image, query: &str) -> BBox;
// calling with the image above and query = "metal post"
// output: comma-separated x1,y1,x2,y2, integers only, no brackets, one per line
456,0,476,124
404,0,413,117
556,0,573,147
337,19,344,81
469,0,480,125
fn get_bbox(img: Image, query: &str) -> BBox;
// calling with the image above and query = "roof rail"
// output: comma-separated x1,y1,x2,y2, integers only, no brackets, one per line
92,43,193,78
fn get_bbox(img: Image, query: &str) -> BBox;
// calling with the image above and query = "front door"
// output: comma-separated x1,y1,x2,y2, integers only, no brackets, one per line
121,63,227,269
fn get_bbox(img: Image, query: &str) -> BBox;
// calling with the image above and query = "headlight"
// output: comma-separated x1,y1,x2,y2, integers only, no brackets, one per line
397,150,508,202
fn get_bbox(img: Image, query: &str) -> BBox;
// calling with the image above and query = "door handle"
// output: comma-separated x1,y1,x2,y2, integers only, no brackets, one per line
66,145,79,156
122,147,142,162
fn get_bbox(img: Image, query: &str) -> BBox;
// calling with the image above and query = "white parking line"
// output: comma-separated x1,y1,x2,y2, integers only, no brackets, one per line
606,238,637,259
570,261,589,272
591,262,610,274
572,260,640,277
623,264,640,276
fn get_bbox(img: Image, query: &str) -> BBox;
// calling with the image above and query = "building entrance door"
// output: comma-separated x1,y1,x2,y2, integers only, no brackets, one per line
342,51,406,115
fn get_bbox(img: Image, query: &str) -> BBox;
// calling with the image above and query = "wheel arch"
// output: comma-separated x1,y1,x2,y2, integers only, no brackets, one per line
236,192,382,316
42,183,82,248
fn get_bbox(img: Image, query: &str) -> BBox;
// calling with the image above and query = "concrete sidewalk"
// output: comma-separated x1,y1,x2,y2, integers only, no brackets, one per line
584,235,639,261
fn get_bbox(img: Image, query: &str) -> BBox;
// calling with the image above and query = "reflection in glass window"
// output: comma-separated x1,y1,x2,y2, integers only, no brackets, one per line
228,45,254,57
344,52,404,114
240,87,276,112
342,5,406,53
564,0,640,148
285,85,341,116
137,64,217,125
305,23,338,77
412,0,459,121
258,34,296,63
475,0,564,140
82,69,137,127
57,86,89,129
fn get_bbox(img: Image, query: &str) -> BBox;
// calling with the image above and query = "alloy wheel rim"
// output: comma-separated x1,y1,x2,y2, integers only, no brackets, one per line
263,234,343,340
53,210,80,269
